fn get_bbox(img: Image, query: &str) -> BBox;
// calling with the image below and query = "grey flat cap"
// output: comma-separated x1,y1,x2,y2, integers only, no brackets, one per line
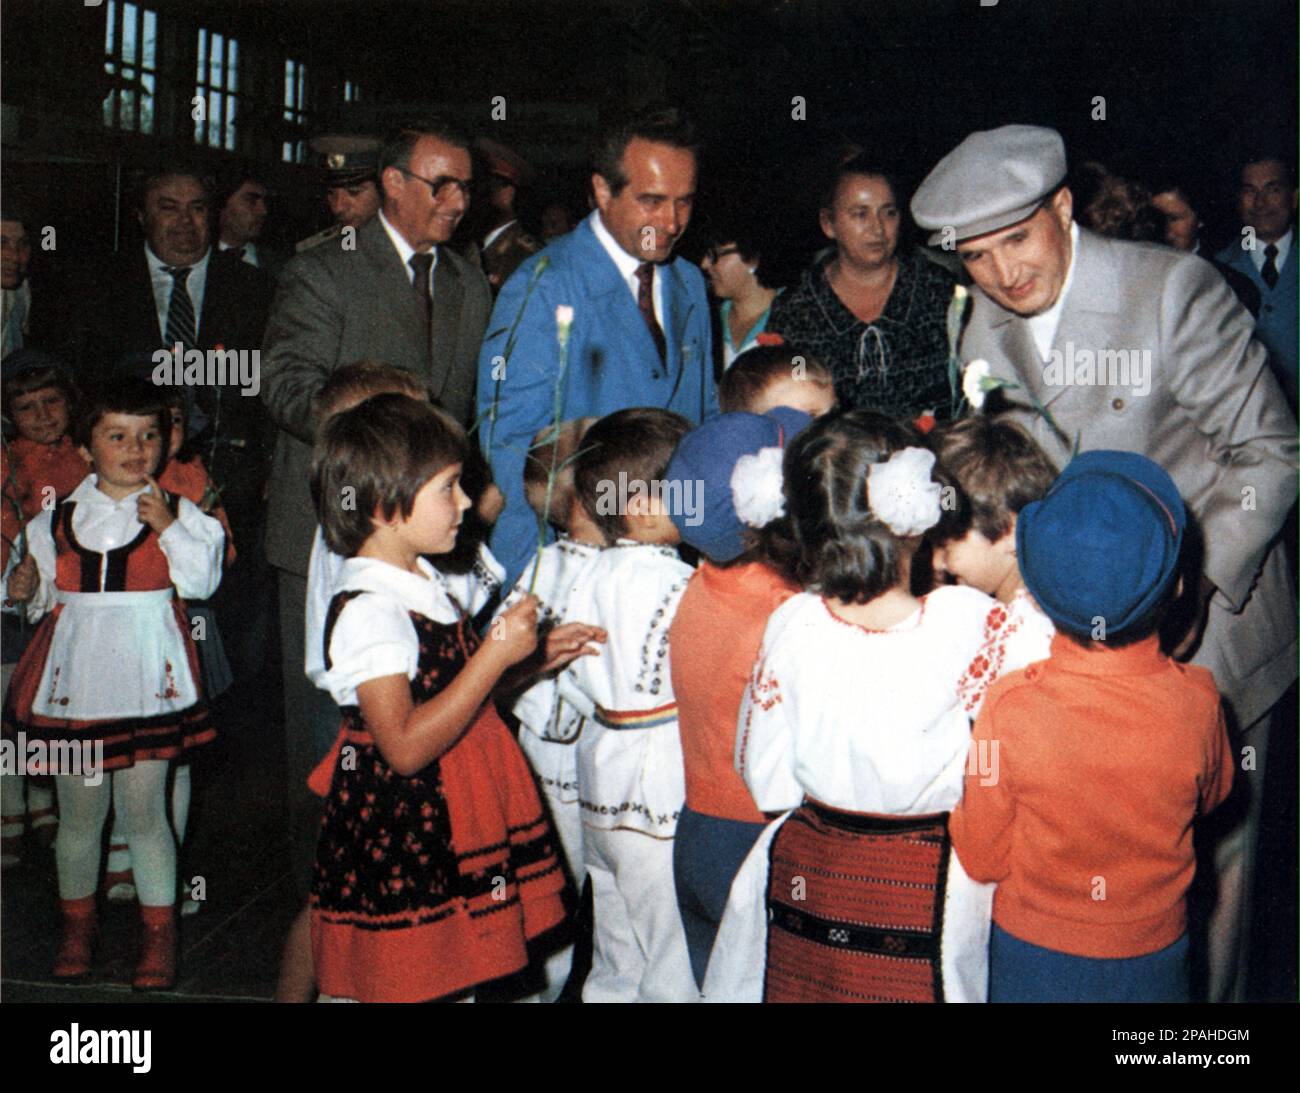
911,125,1067,246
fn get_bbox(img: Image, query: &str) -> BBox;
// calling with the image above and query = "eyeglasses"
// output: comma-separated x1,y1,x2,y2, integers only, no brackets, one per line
396,167,472,202
705,245,740,264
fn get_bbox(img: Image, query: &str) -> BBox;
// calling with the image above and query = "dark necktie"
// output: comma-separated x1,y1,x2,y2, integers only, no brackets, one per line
409,252,434,323
635,262,667,362
1262,243,1279,289
163,265,196,350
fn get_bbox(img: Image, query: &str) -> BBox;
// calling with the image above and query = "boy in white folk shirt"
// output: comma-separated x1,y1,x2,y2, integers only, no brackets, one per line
557,408,698,1002
497,416,605,1001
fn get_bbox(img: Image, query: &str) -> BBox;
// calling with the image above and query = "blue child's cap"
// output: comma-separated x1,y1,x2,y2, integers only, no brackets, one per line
1017,449,1186,639
665,407,812,562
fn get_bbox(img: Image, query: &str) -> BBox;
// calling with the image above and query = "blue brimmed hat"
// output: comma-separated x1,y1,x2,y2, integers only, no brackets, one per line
1017,450,1186,639
665,407,812,562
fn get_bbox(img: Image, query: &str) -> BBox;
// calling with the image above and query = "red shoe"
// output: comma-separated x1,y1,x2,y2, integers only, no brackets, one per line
133,905,177,991
53,896,97,979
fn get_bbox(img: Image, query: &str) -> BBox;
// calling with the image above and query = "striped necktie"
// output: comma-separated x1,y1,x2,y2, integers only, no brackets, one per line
163,265,197,350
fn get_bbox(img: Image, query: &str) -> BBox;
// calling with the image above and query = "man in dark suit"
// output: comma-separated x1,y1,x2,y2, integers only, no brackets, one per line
1217,155,1298,409
81,162,273,687
260,119,492,922
215,165,286,283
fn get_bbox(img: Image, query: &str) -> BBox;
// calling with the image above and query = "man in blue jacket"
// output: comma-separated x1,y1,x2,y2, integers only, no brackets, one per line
478,106,716,584
1218,154,1298,408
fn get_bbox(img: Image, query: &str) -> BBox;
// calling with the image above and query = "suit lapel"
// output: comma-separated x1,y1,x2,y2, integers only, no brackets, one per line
572,220,663,370
361,218,428,344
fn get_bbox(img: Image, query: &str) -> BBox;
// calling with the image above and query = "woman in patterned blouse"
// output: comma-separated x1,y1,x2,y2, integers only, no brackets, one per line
768,154,956,421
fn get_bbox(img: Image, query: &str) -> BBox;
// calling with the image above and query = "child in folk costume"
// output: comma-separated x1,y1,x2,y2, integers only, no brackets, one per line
103,387,238,907
928,415,1058,678
2,379,223,989
704,411,1017,1003
497,416,604,1001
557,407,698,1002
307,395,599,1002
718,338,837,418
950,452,1232,1003
660,407,811,987
2,354,86,866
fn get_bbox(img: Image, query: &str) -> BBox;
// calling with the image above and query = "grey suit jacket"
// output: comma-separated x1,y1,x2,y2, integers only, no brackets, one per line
260,215,492,575
962,227,1297,728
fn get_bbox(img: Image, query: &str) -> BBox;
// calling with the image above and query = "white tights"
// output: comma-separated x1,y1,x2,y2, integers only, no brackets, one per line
56,761,176,906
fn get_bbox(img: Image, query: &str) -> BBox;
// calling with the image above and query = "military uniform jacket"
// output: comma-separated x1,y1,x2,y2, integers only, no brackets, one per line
260,216,492,575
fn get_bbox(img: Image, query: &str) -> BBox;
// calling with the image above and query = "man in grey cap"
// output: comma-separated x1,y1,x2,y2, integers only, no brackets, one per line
914,124,1297,1003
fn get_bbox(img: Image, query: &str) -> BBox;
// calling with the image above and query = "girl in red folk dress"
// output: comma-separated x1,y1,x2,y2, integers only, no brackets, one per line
1,379,224,989
307,395,601,1002
1,357,87,865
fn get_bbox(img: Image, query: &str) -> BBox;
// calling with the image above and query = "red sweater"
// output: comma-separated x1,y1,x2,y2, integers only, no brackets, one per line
949,633,1232,959
1,436,87,570
669,559,798,823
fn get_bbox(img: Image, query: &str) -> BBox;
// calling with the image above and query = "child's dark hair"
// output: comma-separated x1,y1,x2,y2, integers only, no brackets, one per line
73,378,168,450
719,343,834,414
314,359,427,425
311,393,468,557
525,417,598,530
574,407,691,545
784,409,930,604
929,415,1057,543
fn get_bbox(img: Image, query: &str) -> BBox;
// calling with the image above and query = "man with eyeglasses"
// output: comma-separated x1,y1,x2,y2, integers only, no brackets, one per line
261,120,492,963
1217,155,1298,408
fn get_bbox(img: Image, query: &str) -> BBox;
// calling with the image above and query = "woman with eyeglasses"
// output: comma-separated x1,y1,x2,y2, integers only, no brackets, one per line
768,153,956,422
699,210,783,374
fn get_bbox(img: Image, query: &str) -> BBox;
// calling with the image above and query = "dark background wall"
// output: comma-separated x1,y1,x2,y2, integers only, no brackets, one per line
2,0,1295,263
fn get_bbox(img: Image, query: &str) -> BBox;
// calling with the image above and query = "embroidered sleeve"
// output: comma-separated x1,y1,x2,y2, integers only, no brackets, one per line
956,601,1012,719
735,642,801,813
634,573,690,698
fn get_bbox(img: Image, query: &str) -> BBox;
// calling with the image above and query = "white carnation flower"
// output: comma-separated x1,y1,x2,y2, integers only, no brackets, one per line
962,358,992,410
866,446,943,537
730,446,786,528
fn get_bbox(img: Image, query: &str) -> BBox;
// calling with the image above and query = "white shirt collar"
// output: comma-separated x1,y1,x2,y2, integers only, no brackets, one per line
71,474,150,510
1250,225,1293,274
1026,221,1079,361
335,554,464,624
145,243,211,342
145,242,211,278
378,208,438,285
590,209,644,286
219,240,259,267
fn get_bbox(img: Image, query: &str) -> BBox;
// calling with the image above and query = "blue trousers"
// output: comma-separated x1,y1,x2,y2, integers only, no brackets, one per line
672,805,767,989
990,924,1191,1003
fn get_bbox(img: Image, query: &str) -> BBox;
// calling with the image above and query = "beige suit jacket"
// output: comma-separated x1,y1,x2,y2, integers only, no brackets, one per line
961,228,1297,728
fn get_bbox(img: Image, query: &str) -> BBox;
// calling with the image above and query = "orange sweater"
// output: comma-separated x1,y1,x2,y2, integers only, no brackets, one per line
949,632,1232,959
669,559,798,823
